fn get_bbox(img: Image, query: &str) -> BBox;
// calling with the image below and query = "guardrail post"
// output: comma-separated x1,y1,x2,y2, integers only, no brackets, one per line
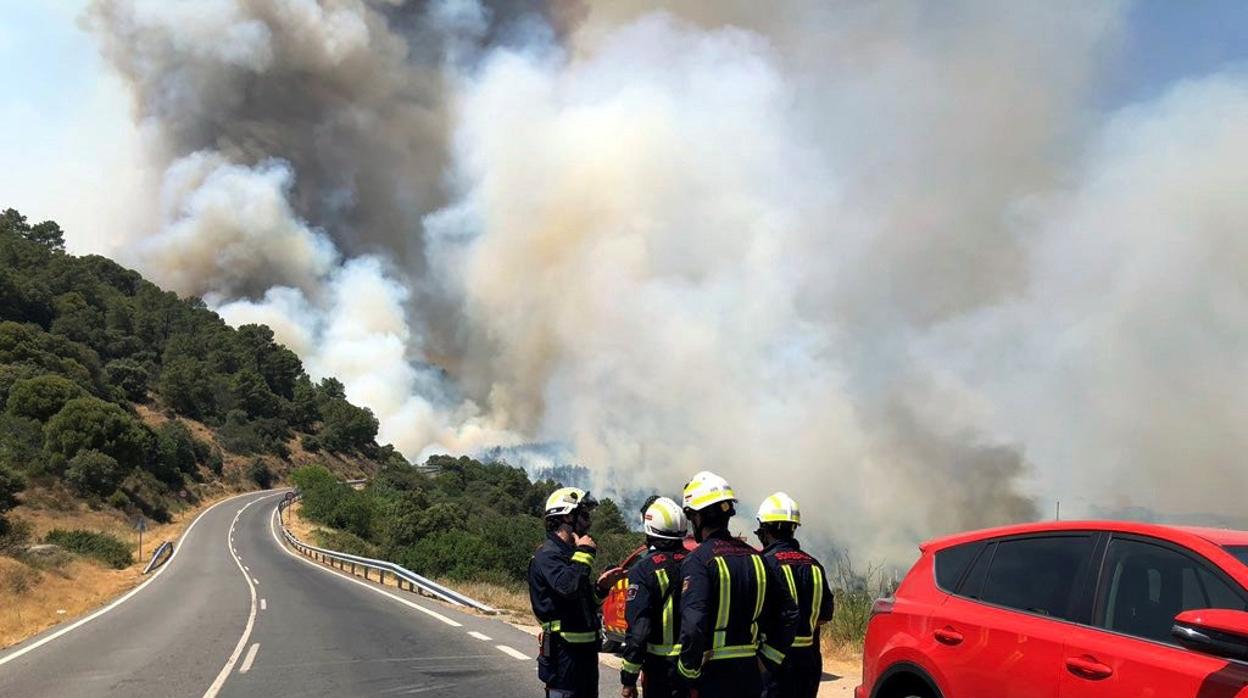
380,570,386,584
364,567,369,581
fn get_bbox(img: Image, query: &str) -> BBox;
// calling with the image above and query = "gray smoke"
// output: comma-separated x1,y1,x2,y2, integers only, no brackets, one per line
80,0,1248,562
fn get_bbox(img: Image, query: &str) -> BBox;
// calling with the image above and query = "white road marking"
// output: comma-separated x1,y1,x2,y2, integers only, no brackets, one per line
267,507,462,628
260,599,267,611
239,643,260,674
0,490,275,668
495,645,528,660
202,494,282,698
467,631,491,641
253,578,259,585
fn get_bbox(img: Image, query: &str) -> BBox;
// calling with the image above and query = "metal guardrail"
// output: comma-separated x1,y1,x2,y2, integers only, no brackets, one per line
276,497,497,614
143,541,173,575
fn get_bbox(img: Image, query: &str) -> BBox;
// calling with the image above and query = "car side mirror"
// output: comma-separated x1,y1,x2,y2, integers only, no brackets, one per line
1172,609,1248,662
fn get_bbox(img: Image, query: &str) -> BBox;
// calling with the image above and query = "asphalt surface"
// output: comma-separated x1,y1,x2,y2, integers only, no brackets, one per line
0,490,619,697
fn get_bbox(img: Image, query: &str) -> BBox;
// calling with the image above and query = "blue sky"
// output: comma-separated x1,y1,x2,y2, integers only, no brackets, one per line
2,0,1247,248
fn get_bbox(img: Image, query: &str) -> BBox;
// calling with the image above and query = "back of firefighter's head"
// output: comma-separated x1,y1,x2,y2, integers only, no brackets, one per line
544,486,597,536
681,471,737,541
755,492,801,544
641,496,687,546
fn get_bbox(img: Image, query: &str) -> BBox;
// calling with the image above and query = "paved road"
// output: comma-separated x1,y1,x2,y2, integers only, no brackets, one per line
0,490,618,697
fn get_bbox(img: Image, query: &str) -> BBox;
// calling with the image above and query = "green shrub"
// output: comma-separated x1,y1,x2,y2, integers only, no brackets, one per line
64,449,126,497
311,529,378,558
247,459,274,489
44,528,133,569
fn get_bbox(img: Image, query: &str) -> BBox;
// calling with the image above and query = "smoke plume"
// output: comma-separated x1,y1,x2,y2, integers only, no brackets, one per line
80,0,1248,561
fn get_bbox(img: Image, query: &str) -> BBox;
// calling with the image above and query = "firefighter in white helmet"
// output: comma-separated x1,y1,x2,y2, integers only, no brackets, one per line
755,492,834,698
620,496,689,698
530,486,621,697
675,472,798,698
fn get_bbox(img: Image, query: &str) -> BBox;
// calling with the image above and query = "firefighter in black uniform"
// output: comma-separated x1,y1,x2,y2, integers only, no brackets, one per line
675,472,798,698
620,496,689,698
530,486,621,698
755,492,835,698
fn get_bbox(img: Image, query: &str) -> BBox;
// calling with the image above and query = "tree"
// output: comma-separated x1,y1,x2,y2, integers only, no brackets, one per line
152,420,198,483
64,449,126,497
44,397,153,467
590,498,630,536
319,399,378,453
0,208,63,252
6,374,87,422
104,359,149,402
159,357,217,419
0,463,22,513
230,369,281,419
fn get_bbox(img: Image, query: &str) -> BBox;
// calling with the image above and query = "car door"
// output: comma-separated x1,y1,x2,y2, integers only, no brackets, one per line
925,534,1097,698
1061,535,1248,698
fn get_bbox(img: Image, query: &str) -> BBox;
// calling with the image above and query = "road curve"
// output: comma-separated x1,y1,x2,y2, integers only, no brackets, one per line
0,490,618,696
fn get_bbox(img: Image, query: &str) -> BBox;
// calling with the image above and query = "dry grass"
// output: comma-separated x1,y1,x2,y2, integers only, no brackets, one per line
0,489,247,650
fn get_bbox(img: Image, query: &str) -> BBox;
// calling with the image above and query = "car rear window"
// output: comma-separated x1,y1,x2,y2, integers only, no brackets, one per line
1227,546,1248,567
978,535,1093,620
934,542,982,592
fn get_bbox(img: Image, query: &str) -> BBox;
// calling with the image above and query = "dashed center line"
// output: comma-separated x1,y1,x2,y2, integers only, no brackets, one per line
467,631,491,641
495,645,528,660
260,598,267,611
239,643,260,674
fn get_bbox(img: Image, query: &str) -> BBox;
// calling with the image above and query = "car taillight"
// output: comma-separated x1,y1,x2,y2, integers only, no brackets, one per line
870,596,895,618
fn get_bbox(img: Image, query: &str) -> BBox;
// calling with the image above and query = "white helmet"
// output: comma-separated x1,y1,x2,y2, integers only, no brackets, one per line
756,492,801,526
682,471,737,512
642,497,687,539
545,487,595,518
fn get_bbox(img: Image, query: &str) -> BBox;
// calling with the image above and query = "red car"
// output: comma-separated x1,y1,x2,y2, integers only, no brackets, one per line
858,520,1248,697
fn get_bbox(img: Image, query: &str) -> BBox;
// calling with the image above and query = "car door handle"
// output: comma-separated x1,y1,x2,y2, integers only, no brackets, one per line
933,627,964,646
1065,656,1114,680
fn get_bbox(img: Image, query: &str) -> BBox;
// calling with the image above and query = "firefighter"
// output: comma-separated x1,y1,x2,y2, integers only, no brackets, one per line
530,486,618,698
620,496,689,698
755,493,835,698
675,472,798,698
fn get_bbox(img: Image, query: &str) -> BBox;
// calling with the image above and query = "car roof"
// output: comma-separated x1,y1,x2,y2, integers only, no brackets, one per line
921,520,1248,552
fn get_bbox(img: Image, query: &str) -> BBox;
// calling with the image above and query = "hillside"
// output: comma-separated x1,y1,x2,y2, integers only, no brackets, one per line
0,207,401,611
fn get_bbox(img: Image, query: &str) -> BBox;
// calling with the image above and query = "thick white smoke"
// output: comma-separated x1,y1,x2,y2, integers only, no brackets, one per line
78,0,1248,560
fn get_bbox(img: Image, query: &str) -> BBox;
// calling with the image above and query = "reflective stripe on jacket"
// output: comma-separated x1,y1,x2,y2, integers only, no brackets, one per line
529,532,602,643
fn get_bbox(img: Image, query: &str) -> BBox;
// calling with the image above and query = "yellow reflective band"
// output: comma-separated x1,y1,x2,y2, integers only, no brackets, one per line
542,620,562,632
707,643,758,660
714,557,731,641
621,659,642,674
782,565,798,603
678,659,702,680
656,568,674,646
810,564,824,638
751,554,766,623
687,489,736,509
558,630,599,643
571,551,595,566
647,643,681,656
759,643,786,664
792,635,815,648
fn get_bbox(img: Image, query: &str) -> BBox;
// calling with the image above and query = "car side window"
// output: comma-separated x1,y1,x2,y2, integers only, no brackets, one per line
935,542,982,592
978,536,1093,620
1097,538,1247,644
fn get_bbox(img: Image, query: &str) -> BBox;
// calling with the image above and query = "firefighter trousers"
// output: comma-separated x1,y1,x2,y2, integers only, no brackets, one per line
762,645,822,698
689,656,761,698
539,635,599,698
